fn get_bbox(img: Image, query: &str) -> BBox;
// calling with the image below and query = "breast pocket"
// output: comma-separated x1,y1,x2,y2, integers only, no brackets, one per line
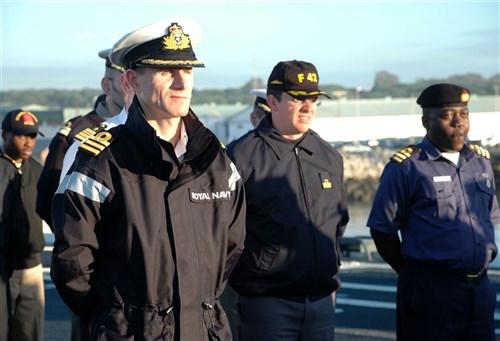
422,181,457,221
474,174,496,210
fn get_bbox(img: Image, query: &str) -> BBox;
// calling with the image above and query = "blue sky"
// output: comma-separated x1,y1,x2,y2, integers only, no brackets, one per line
1,1,499,90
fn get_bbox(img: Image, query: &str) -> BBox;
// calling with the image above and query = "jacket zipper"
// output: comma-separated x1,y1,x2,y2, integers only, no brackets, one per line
294,147,318,276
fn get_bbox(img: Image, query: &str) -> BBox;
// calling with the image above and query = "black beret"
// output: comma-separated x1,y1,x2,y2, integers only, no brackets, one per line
417,83,470,108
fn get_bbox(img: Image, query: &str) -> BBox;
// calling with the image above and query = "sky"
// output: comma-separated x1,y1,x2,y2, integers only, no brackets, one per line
1,0,499,91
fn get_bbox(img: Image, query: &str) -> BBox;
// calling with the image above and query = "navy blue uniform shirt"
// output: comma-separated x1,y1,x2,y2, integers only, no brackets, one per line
367,137,499,272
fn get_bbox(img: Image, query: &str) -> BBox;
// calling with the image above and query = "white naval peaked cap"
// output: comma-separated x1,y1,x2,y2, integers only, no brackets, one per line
109,17,204,70
250,89,271,116
98,48,124,72
249,88,268,99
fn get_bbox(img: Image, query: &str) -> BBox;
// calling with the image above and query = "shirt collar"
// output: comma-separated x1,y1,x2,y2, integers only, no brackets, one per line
420,136,474,163
155,118,188,160
174,118,188,161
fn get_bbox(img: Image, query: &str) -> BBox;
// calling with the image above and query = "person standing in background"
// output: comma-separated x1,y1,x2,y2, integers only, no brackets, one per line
36,48,125,341
36,49,125,230
249,88,271,128
227,60,349,341
0,141,23,341
2,109,45,341
367,83,499,340
53,52,132,341
59,66,135,184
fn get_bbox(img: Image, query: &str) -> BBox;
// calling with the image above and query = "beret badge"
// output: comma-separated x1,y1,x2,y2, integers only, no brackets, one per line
16,111,38,126
460,90,470,103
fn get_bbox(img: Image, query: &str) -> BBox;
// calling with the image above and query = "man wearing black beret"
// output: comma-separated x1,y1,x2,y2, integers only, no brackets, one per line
368,83,499,340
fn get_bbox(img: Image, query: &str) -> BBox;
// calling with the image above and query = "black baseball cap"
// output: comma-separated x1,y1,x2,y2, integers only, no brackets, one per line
417,83,470,108
267,60,331,99
2,109,44,137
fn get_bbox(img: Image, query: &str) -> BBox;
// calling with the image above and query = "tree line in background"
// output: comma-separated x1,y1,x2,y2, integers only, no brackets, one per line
1,71,499,109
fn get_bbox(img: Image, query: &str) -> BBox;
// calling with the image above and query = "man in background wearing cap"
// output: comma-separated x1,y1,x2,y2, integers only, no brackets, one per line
0,121,24,341
219,88,271,340
59,67,135,187
249,88,271,128
36,49,125,231
56,53,134,341
51,18,245,340
367,83,499,340
227,60,349,340
1,109,45,341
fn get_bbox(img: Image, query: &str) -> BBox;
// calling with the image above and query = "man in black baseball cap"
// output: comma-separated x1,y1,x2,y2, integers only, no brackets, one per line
2,109,44,138
227,60,349,341
1,108,45,341
267,60,331,100
2,109,44,164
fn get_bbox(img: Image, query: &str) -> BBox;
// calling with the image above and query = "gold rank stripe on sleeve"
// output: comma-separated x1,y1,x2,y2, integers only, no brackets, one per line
390,146,418,164
79,131,114,156
469,144,491,160
58,122,73,137
75,127,100,142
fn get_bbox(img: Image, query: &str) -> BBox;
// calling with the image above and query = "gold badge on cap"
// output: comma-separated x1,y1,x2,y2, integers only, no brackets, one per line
15,111,38,126
162,23,192,51
461,90,469,103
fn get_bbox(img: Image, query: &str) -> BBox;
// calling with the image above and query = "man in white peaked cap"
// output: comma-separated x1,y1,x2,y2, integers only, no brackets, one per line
50,17,246,341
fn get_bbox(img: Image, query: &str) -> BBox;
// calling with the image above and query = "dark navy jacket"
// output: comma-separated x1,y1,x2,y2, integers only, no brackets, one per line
227,115,349,298
51,98,246,340
36,110,105,228
367,137,499,272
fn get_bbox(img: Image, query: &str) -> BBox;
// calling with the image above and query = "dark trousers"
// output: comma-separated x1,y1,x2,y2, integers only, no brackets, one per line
397,262,496,341
238,293,336,341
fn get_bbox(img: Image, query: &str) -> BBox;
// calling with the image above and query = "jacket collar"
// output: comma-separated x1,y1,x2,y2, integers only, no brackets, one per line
256,114,321,159
125,97,215,164
420,136,476,162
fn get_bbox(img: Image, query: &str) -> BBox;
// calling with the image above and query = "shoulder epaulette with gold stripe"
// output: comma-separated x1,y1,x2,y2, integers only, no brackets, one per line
74,125,105,142
469,144,490,160
58,121,73,137
79,130,114,156
390,145,419,164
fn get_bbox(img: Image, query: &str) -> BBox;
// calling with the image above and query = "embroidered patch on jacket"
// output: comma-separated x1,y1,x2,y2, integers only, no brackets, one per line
189,188,232,202
319,172,333,189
